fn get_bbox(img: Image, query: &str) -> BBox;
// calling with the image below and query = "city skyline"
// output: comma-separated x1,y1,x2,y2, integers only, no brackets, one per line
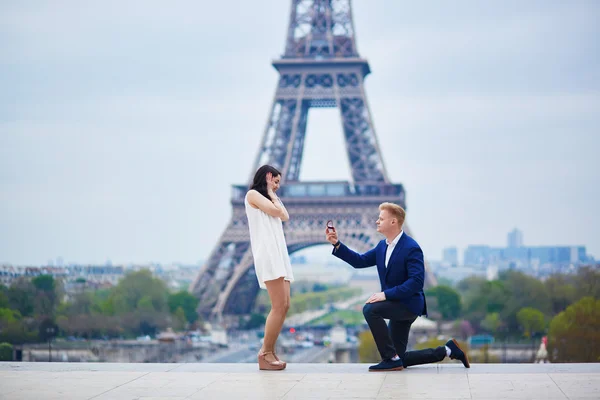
1,1,599,265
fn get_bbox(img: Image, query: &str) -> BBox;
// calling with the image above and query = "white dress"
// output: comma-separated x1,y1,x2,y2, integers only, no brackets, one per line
245,193,294,289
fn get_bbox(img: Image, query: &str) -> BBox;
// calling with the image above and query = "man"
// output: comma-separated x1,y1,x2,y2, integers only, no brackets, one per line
325,202,470,371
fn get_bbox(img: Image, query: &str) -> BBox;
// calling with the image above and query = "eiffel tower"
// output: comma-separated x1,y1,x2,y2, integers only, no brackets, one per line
190,0,437,318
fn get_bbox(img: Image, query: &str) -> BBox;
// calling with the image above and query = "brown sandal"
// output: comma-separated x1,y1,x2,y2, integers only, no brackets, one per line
273,352,287,368
258,351,285,371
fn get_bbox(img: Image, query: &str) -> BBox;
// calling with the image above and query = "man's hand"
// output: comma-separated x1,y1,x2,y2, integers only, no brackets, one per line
366,292,386,303
325,228,338,245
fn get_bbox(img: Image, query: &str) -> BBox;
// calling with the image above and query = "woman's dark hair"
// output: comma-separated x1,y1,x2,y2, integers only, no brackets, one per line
250,165,281,199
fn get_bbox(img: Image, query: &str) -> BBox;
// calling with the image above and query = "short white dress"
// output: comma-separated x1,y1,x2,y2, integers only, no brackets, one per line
245,192,294,289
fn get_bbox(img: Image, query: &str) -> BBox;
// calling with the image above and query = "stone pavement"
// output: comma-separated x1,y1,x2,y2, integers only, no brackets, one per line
1,362,599,400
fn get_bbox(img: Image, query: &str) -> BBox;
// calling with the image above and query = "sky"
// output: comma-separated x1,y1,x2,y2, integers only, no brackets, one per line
1,0,599,266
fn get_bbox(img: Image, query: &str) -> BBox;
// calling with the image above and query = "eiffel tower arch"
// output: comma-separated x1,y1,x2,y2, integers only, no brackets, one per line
190,0,437,318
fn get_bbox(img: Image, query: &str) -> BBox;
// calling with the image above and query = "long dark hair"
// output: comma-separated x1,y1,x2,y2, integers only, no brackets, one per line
250,165,281,199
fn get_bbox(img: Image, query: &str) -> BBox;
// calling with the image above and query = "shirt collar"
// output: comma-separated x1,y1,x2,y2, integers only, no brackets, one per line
386,231,403,246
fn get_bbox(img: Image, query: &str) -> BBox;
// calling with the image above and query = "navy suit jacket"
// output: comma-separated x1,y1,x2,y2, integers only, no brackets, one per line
332,233,428,317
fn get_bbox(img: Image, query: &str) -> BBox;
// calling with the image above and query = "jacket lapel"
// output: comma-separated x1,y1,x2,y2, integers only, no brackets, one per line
377,241,387,279
385,233,406,280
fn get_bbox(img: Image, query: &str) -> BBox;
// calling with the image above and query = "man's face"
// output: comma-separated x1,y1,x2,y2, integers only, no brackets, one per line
376,209,395,235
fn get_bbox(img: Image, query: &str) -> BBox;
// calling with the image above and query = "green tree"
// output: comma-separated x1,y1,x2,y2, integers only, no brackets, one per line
463,280,510,325
544,275,577,315
358,330,379,363
0,285,9,309
573,266,600,299
0,308,21,324
243,313,267,329
516,307,545,338
174,307,187,330
168,291,199,324
547,297,600,362
108,270,168,314
0,342,13,361
7,279,35,317
481,312,502,335
427,285,462,320
137,296,156,312
499,271,551,333
32,275,55,292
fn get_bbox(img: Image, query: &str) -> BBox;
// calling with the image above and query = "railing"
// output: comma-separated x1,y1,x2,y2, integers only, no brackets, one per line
231,181,404,201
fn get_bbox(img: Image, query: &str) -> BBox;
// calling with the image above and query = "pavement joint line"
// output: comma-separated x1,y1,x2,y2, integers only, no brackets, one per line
86,371,152,400
548,372,569,400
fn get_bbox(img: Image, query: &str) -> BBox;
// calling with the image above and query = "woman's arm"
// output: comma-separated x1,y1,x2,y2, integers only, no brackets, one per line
271,194,289,222
247,190,289,221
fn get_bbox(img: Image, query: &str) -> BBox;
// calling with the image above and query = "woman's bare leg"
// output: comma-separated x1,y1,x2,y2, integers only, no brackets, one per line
260,277,290,362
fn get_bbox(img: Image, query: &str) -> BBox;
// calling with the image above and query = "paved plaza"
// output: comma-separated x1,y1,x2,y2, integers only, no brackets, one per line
1,362,599,400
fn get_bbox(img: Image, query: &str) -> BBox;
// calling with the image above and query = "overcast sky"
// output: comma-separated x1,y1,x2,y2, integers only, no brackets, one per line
1,0,599,266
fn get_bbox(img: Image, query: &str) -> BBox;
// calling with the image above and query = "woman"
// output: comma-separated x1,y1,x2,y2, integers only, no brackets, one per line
245,164,294,370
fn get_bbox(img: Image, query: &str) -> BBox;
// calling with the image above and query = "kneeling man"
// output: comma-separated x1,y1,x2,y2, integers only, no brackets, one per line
326,202,470,371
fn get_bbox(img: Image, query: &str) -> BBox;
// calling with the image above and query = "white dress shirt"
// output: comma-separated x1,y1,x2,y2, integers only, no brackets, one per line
385,231,403,268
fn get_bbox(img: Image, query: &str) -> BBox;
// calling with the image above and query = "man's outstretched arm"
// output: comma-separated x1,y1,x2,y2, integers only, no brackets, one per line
326,226,376,269
332,242,377,269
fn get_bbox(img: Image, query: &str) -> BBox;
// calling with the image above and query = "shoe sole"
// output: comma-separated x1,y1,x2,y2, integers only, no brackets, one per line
452,339,470,368
369,366,404,372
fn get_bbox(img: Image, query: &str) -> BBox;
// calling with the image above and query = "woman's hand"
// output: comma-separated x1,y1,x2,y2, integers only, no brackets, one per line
266,172,277,200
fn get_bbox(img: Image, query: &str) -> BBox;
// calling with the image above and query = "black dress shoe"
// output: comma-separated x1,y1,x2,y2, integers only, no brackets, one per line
368,358,404,372
446,339,470,368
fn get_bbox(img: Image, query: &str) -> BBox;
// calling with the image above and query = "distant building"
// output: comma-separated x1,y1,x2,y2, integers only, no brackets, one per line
462,229,589,277
442,247,458,267
507,228,523,248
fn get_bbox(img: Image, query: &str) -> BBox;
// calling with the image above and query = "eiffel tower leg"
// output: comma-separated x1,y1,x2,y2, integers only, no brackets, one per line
336,73,389,183
189,212,252,316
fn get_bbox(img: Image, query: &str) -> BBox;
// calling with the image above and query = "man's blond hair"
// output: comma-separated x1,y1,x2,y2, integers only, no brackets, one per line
379,202,406,226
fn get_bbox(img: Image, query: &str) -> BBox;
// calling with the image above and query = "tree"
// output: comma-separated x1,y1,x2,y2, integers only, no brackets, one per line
168,291,199,324
243,313,266,330
7,279,35,317
516,307,545,338
544,275,577,315
499,271,551,333
573,266,600,300
137,296,156,313
427,285,462,320
32,275,55,292
0,286,9,309
358,330,379,363
174,307,187,330
108,270,168,314
0,342,13,361
481,313,502,335
463,280,510,326
0,308,21,324
547,297,600,363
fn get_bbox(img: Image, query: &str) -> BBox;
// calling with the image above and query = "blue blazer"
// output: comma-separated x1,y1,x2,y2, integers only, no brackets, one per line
332,233,428,317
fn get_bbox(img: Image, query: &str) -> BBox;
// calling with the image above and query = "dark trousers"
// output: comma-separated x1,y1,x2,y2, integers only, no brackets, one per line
363,301,446,367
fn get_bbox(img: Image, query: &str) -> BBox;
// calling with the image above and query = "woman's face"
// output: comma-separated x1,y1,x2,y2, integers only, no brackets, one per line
271,174,281,192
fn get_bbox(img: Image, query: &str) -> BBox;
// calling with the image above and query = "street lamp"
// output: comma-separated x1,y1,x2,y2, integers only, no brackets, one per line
46,327,55,362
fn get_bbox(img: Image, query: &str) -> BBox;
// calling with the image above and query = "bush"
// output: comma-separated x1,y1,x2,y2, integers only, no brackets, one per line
548,296,600,362
358,330,379,363
0,342,13,361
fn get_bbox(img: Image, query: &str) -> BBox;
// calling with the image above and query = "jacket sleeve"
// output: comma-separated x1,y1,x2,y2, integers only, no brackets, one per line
383,246,425,300
331,242,377,269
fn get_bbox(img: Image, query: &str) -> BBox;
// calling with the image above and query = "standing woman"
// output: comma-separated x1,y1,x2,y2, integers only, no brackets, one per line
245,165,294,370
